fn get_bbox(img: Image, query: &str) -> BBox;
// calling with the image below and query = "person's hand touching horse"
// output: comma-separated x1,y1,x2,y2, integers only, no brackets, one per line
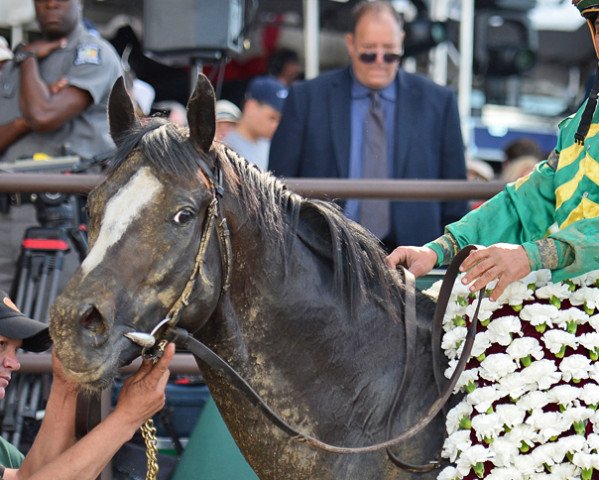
385,246,438,277
112,342,175,434
460,244,531,301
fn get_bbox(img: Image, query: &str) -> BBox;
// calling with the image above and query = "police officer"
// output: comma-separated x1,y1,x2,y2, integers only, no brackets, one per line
0,0,122,292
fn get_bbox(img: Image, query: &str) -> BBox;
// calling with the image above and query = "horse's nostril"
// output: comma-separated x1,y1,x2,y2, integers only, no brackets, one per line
79,305,107,336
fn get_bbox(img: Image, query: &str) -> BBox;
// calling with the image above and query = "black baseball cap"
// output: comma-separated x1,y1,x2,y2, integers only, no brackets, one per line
0,291,51,352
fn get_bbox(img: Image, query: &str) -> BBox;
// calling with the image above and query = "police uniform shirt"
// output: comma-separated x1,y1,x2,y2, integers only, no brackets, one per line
0,23,122,162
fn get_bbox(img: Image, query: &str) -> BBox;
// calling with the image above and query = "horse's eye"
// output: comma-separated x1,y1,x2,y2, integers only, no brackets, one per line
173,208,195,225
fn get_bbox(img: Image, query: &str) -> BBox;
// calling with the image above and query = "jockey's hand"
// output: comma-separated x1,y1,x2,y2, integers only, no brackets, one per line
460,244,531,301
385,246,437,277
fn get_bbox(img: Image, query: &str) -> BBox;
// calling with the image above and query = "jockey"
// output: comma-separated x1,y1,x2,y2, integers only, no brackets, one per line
386,0,599,301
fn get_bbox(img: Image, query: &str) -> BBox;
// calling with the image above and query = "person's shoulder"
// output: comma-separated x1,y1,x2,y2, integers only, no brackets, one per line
292,67,348,92
400,69,455,97
74,28,121,66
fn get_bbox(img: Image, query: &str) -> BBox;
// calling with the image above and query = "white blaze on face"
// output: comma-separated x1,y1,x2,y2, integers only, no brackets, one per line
81,167,163,277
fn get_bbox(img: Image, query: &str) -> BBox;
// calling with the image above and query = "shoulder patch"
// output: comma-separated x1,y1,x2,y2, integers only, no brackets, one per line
74,44,101,66
546,149,559,170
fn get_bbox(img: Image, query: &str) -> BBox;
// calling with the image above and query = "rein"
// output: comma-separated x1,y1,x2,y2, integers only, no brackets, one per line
124,157,480,464
162,247,482,458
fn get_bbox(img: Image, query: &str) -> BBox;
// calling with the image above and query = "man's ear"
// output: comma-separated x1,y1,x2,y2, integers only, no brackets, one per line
344,33,355,56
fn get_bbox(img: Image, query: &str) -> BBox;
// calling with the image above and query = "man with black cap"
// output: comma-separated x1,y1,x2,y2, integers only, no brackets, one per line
0,290,174,479
387,0,599,301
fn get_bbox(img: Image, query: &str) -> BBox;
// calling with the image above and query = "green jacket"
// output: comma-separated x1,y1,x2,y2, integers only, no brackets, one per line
427,102,599,282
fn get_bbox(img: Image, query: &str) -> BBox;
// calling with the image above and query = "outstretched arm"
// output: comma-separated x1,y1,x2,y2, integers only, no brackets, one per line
9,344,174,480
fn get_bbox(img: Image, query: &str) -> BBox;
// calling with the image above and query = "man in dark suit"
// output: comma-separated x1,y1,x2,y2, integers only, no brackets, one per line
269,0,468,249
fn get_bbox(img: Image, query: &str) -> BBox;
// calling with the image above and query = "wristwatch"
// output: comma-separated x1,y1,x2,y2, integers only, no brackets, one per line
13,43,36,65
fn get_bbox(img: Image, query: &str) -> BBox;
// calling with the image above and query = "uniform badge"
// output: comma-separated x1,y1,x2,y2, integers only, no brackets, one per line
74,44,101,66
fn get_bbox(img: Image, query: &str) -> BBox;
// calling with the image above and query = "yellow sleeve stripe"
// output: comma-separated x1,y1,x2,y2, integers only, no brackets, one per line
556,123,599,171
555,154,597,209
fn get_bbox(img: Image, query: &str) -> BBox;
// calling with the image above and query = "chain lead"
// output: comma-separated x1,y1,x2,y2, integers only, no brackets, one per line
140,339,168,480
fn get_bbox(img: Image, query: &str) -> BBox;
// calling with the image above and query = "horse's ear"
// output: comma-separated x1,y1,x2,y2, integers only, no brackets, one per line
108,76,140,146
187,73,216,153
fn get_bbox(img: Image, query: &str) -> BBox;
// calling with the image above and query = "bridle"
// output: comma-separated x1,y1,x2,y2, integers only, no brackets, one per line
125,153,482,472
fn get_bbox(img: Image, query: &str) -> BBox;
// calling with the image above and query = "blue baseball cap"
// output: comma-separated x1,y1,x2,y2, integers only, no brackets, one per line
246,76,288,113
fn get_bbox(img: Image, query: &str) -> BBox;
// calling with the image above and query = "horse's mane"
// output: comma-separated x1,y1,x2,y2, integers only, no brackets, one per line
107,117,404,321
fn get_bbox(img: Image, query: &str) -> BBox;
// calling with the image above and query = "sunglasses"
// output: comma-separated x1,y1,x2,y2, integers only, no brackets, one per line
358,52,401,64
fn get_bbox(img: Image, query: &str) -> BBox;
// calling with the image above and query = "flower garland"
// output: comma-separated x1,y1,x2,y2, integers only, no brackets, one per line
424,270,599,480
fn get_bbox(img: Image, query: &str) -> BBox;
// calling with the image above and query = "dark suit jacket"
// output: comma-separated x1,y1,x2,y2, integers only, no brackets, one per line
269,67,468,247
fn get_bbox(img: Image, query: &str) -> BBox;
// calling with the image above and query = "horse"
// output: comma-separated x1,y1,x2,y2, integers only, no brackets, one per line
49,74,449,480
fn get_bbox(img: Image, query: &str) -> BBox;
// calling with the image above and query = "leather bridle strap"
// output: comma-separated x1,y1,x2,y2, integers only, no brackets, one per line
164,245,483,455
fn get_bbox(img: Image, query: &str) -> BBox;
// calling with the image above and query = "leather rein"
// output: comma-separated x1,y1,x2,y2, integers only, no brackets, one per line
128,159,482,471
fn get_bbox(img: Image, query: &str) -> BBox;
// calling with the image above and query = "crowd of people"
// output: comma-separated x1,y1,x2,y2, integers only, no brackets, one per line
0,0,597,477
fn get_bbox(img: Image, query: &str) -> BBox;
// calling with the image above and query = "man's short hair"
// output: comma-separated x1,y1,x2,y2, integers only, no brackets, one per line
350,0,404,33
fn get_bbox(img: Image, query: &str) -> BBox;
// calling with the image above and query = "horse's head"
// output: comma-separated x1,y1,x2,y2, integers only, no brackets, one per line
50,74,226,389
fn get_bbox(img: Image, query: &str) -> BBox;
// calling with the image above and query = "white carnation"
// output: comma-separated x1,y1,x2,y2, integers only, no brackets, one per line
442,326,467,359
498,372,533,400
578,332,599,351
486,316,522,346
519,304,560,326
572,451,599,469
484,466,524,480
541,329,577,354
506,337,544,362
559,354,592,382
556,434,586,461
489,437,520,468
442,430,472,462
570,286,599,311
437,465,460,480
549,462,581,479
517,390,551,412
553,307,590,330
479,354,518,382
570,271,599,287
496,280,534,306
471,412,504,441
535,282,572,301
525,411,571,442
546,384,581,408
455,444,494,476
468,385,504,413
445,402,473,435
580,383,599,406
521,359,561,390
466,297,500,323
471,331,492,358
495,403,526,429
455,368,479,392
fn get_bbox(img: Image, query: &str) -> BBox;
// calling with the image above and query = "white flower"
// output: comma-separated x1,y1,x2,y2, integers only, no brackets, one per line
504,423,538,446
542,329,577,354
550,462,581,480
562,406,593,424
521,359,561,390
517,390,551,412
526,269,552,288
512,452,544,475
572,452,599,469
530,442,564,467
519,304,560,327
446,402,473,435
589,313,599,331
578,332,599,351
466,297,500,323
588,361,599,383
485,466,524,480
486,316,522,346
437,465,460,480
496,281,534,306
559,354,592,382
556,435,586,461
571,271,599,287
498,372,533,400
467,385,504,413
526,411,572,442
479,354,518,382
442,430,472,462
471,331,492,358
580,383,599,406
546,384,581,408
445,358,458,379
442,326,467,359
495,403,526,429
489,438,520,468
422,280,442,301
570,287,599,311
587,433,599,452
535,283,572,301
455,368,479,392
506,337,544,362
553,307,590,330
471,412,504,441
455,444,493,476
